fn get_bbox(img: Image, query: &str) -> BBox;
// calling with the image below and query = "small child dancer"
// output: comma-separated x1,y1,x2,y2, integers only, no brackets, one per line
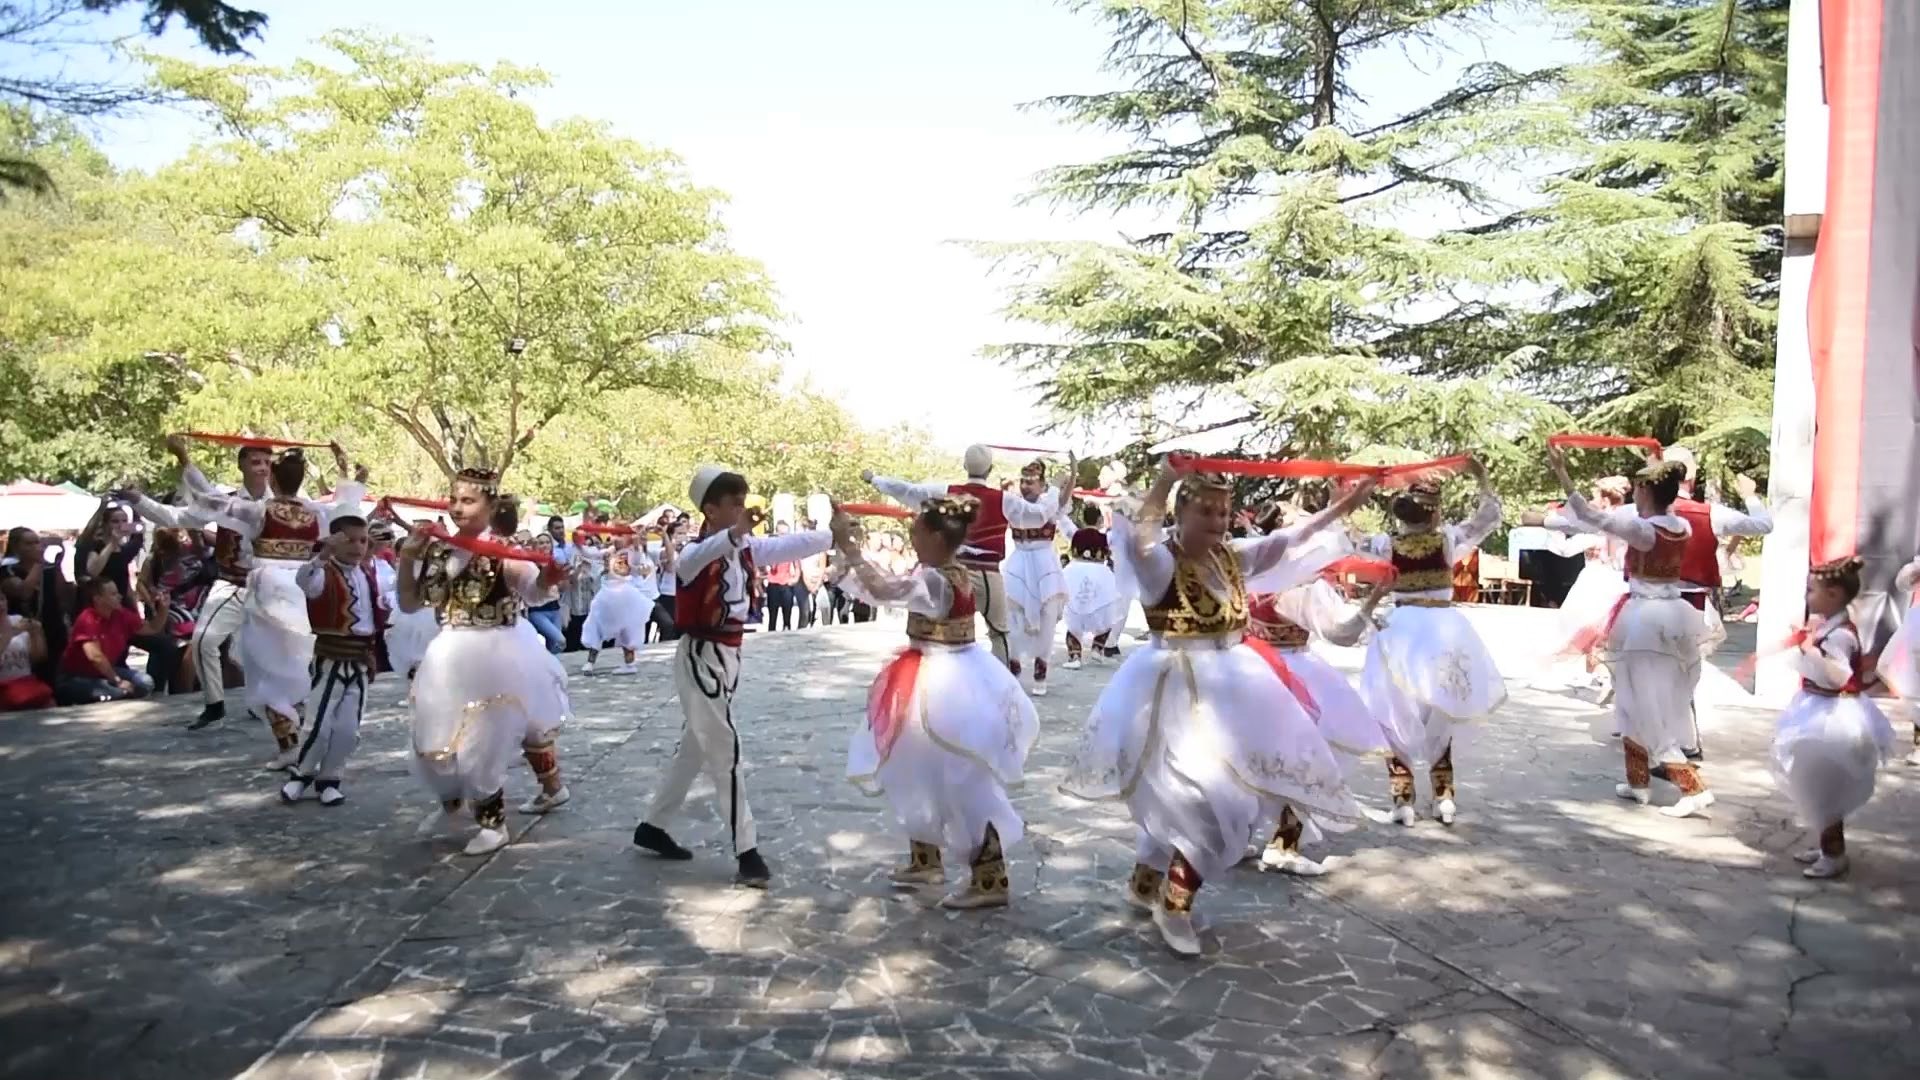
582,542,656,675
1772,556,1896,879
283,514,384,806
1062,506,1121,668
841,497,1039,908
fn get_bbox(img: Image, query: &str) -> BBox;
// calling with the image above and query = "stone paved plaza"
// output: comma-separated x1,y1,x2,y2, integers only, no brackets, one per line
2,616,1916,1080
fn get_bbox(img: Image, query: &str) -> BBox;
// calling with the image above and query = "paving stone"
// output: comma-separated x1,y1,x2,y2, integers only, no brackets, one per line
2,620,1917,1079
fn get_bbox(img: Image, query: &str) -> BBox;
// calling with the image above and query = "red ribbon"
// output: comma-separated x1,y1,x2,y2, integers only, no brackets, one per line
1319,556,1397,585
1562,593,1631,658
1167,454,1381,479
1244,637,1320,721
421,525,555,567
1548,433,1664,458
179,431,331,449
1072,488,1117,499
841,502,915,520
1376,454,1472,488
867,648,922,759
574,522,637,536
381,495,449,512
986,443,1067,456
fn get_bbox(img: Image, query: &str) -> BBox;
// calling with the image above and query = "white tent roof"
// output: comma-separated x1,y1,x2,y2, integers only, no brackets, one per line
0,480,102,534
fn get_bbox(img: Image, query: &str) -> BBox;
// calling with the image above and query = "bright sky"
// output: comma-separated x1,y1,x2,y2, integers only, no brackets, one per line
67,0,1576,454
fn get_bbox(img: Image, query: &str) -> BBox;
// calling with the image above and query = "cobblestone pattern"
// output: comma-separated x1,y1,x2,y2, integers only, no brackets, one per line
1,621,1914,1079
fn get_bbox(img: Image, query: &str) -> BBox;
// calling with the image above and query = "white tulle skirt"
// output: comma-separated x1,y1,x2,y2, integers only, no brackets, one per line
1062,636,1365,882
1879,605,1920,700
1772,691,1895,827
1559,563,1628,652
1003,543,1067,660
1360,603,1507,765
237,561,315,722
409,623,572,803
386,607,441,677
1063,560,1121,639
582,581,653,651
849,641,1039,856
1599,594,1706,760
1276,647,1392,771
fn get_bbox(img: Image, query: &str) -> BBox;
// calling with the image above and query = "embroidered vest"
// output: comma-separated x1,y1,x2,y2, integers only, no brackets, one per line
1802,620,1872,697
675,541,756,640
1248,592,1311,650
305,561,386,637
906,566,978,645
211,526,248,585
949,481,1008,566
1390,531,1451,594
1143,543,1248,637
1669,498,1721,588
419,542,517,628
254,498,321,562
1624,523,1687,582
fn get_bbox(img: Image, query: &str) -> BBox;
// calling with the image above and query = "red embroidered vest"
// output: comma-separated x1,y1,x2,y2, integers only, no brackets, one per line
211,526,248,585
305,560,386,637
949,481,1007,567
254,498,321,562
1802,620,1873,696
1248,592,1311,650
675,540,755,644
1624,523,1687,582
1143,543,1248,637
1669,498,1721,588
1390,532,1451,594
906,566,977,645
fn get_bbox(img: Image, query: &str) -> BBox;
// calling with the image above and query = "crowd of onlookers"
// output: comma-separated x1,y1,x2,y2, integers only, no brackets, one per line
0,499,922,713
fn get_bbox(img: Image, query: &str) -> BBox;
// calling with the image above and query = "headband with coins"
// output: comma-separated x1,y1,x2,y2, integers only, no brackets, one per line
453,466,500,496
1809,555,1864,584
1174,471,1234,509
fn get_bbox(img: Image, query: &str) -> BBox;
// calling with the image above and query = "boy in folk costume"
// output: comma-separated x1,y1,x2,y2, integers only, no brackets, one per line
127,435,272,730
1062,505,1121,668
581,541,655,675
1771,557,1896,878
187,445,368,770
282,515,385,806
1002,460,1072,695
630,466,840,888
1549,453,1717,817
1357,460,1505,826
839,496,1039,909
1062,465,1374,955
864,445,1014,668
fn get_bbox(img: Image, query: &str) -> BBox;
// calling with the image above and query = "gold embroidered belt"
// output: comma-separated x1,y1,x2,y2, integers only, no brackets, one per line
253,538,318,561
313,634,375,663
1010,528,1054,543
1395,598,1453,608
906,613,975,645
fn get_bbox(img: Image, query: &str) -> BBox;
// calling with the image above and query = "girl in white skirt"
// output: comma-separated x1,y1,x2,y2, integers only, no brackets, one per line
1543,477,1631,696
1063,465,1374,956
1245,522,1392,876
1773,556,1896,878
1875,555,1920,765
1062,507,1122,667
582,543,656,675
1358,459,1505,826
397,470,571,855
1550,453,1715,817
840,495,1040,909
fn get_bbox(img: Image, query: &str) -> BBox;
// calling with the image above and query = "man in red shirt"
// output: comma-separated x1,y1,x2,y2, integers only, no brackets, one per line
56,580,155,704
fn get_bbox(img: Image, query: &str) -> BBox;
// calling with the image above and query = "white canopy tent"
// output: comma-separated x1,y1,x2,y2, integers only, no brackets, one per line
0,480,103,534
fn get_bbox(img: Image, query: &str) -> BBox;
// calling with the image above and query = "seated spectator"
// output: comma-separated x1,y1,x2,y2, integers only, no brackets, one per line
137,527,211,694
57,580,154,704
1,526,70,685
0,590,53,711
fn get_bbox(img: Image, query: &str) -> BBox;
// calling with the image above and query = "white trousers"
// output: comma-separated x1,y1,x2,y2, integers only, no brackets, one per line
646,637,757,855
190,579,247,706
292,656,368,781
964,566,1011,666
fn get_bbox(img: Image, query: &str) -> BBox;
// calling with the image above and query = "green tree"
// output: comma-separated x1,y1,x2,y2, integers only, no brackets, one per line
1430,0,1787,478
988,0,1557,430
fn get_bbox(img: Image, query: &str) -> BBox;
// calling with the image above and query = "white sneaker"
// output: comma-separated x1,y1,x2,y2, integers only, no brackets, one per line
1260,848,1329,877
1792,848,1822,865
278,778,313,804
1905,747,1920,767
1063,658,1082,671
1659,791,1716,819
1434,798,1456,826
1152,905,1202,956
1803,854,1849,879
416,806,461,837
1390,805,1417,827
1031,682,1048,698
613,663,638,676
581,658,597,676
463,825,510,856
263,748,297,773
316,785,345,807
518,785,571,814
1615,784,1651,805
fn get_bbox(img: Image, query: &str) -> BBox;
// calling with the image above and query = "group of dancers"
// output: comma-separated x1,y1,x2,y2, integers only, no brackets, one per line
120,434,1908,955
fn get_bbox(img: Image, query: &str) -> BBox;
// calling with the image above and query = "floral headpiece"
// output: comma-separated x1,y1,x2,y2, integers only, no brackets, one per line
1403,480,1442,509
1020,460,1046,481
1809,555,1864,583
454,466,500,496
1174,472,1233,509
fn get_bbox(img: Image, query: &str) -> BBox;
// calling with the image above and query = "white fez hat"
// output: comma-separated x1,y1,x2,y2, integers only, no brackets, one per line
688,464,728,508
963,444,993,478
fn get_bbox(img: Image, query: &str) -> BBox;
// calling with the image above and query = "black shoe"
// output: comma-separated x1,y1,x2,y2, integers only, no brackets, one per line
632,822,693,860
1683,747,1704,762
188,702,225,730
1650,764,1671,784
735,848,771,889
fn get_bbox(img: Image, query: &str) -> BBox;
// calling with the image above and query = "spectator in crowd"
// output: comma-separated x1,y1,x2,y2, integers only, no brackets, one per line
1,527,70,685
763,522,800,631
72,499,182,689
649,511,683,643
799,523,827,628
524,533,568,654
0,589,53,711
136,527,212,695
57,579,154,704
563,528,604,651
